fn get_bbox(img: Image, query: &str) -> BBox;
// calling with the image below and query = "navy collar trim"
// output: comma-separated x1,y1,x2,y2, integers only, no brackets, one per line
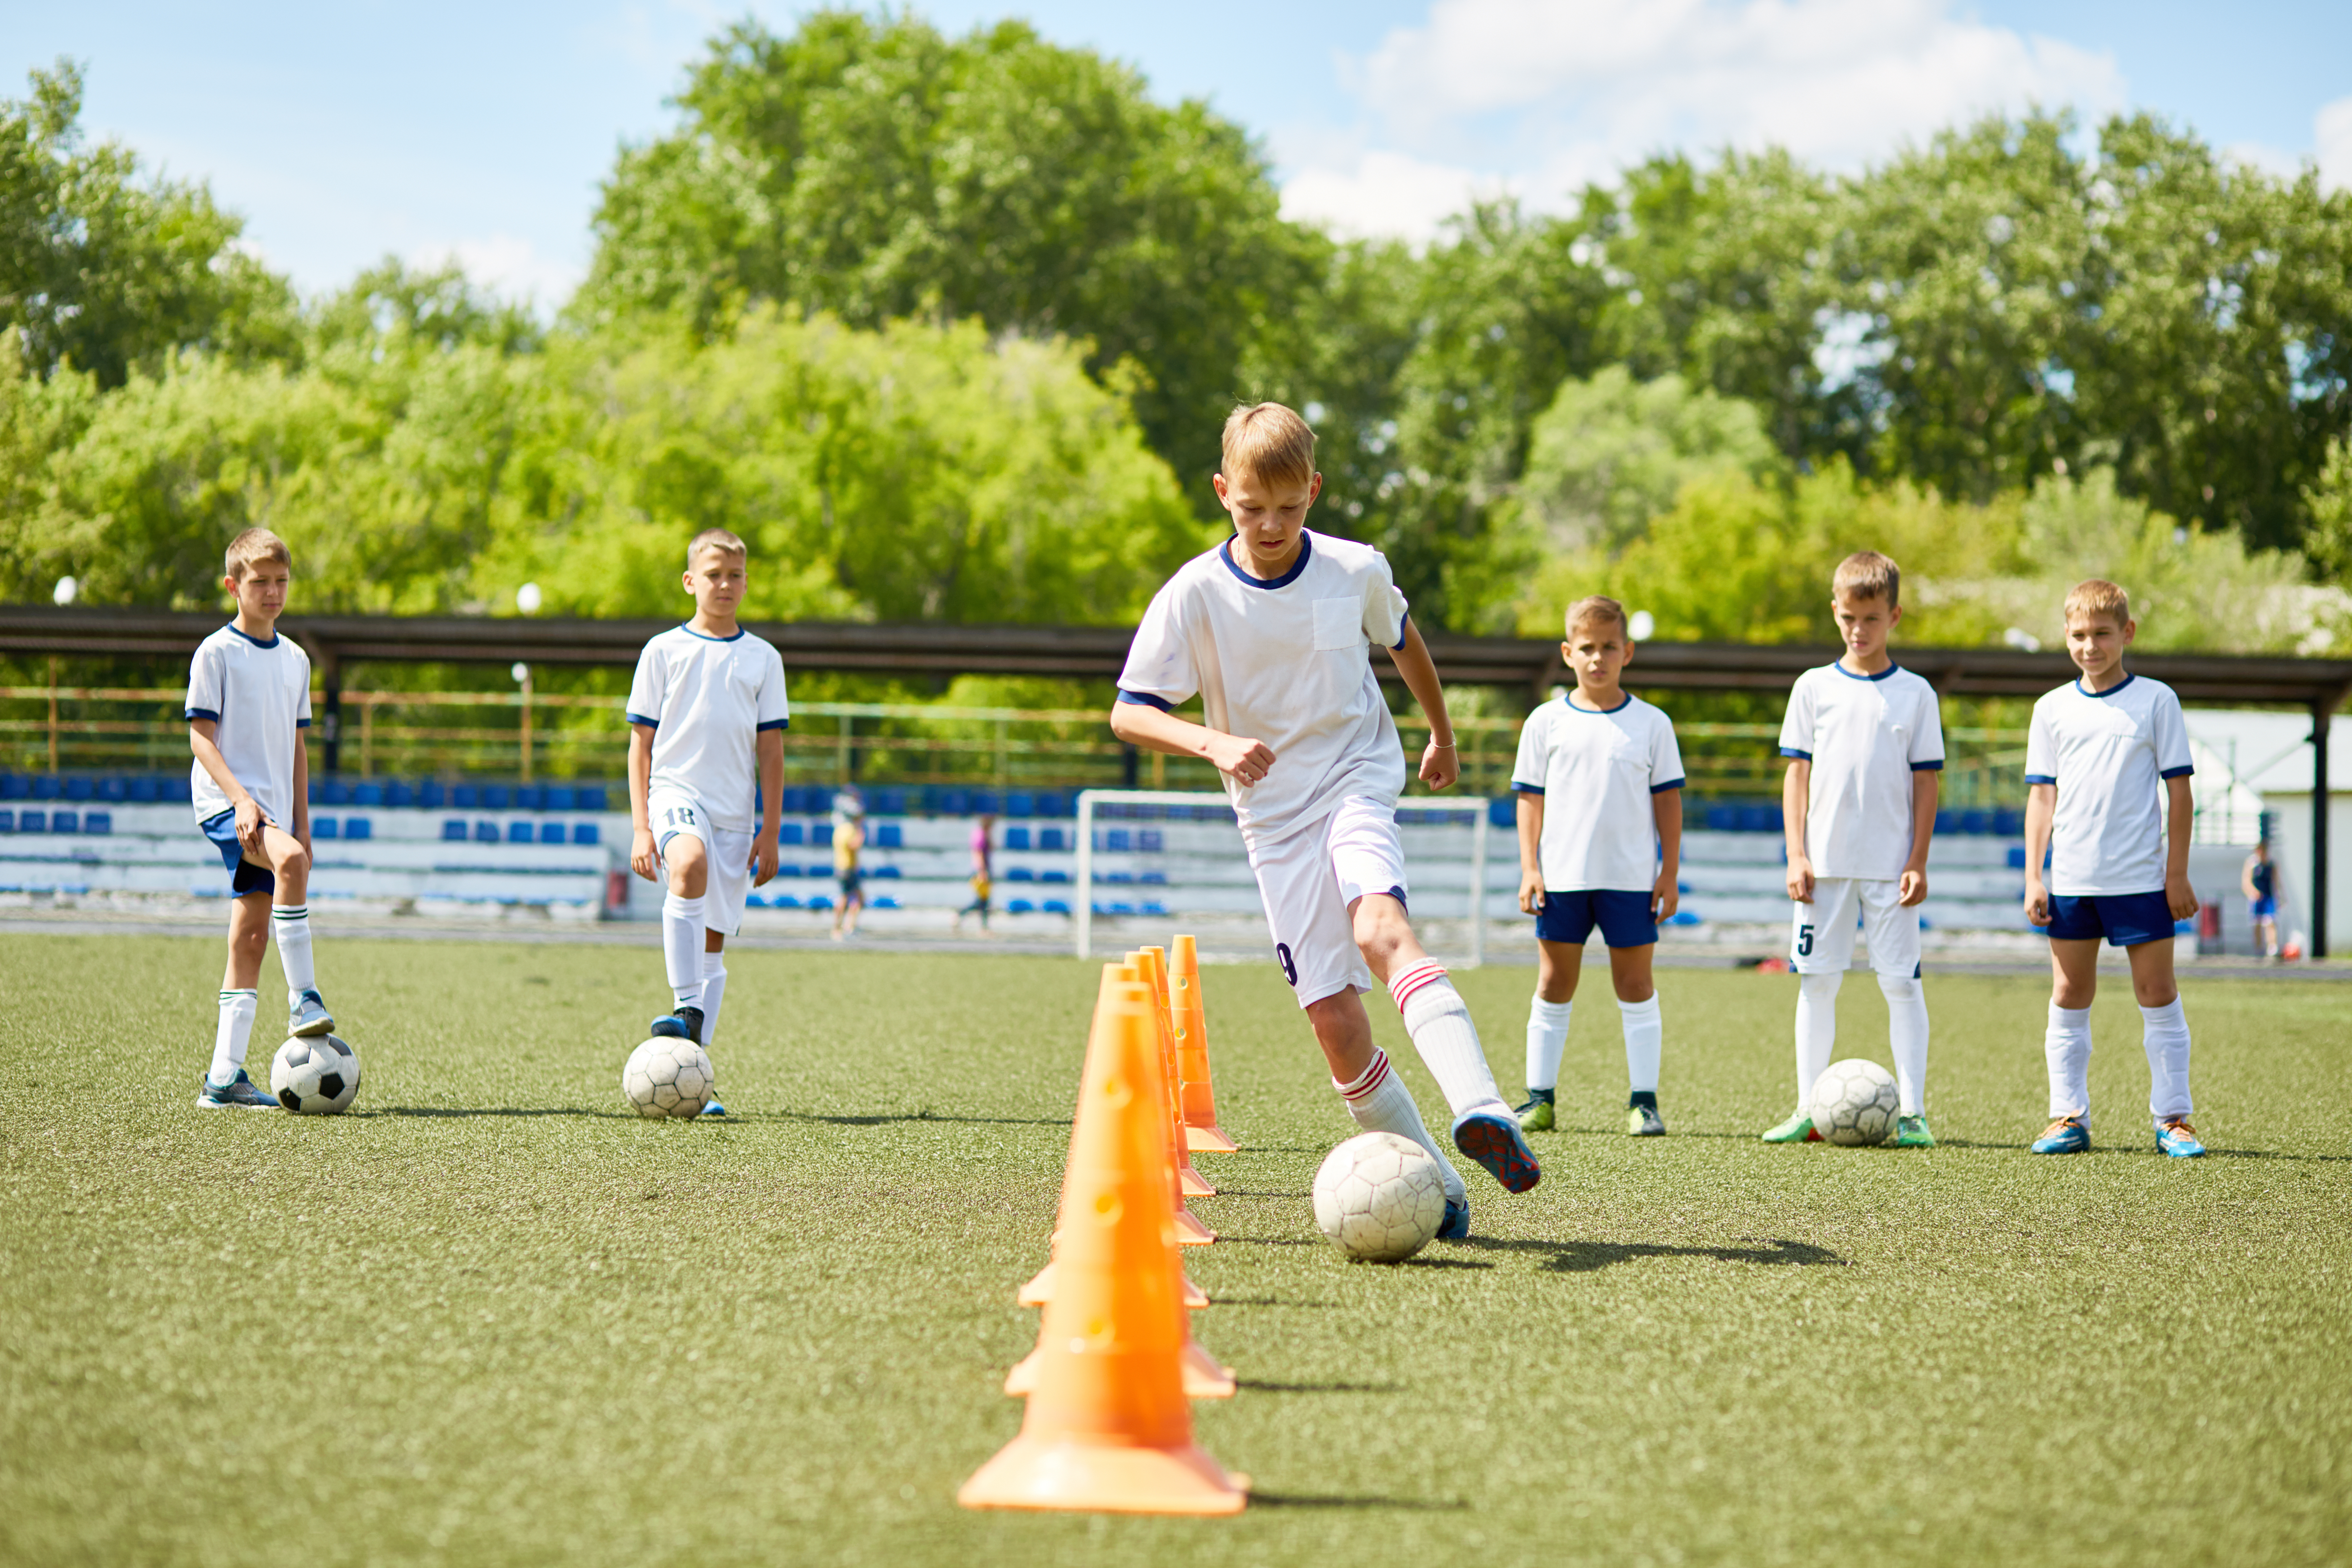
224,622,281,649
1218,532,1313,590
679,622,746,642
1564,693,1632,714
1833,659,1899,682
2077,672,2135,698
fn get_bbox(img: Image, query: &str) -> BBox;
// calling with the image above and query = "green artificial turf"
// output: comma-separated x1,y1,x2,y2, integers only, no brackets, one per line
2,933,2348,1567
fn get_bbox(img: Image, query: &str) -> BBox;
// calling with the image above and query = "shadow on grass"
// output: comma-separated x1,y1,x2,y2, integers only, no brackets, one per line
367,1106,632,1120
1459,1236,1848,1272
1397,1256,1494,1270
1199,1189,1312,1199
1235,1379,1399,1394
1252,1492,1466,1511
1218,1236,1323,1247
766,1109,1072,1129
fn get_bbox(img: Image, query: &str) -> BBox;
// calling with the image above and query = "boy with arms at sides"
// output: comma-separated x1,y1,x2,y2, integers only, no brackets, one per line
627,529,788,1114
1111,403,1540,1236
1770,551,1943,1147
2241,840,2280,960
1510,596,1685,1137
2022,579,2204,1157
186,527,336,1108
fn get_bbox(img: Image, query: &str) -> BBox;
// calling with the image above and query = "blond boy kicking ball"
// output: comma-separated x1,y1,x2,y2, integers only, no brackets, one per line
626,529,788,1116
185,528,334,1108
1111,403,1540,1236
1768,550,1944,1147
1510,596,1685,1137
2022,579,2204,1158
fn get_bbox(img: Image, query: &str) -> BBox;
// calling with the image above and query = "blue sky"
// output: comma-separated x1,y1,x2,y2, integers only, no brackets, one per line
7,1,2348,304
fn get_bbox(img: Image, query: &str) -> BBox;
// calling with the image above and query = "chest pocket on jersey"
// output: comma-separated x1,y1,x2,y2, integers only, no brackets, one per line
1312,597,1363,653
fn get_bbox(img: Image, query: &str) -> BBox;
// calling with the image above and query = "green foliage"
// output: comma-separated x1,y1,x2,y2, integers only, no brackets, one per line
2305,435,2352,581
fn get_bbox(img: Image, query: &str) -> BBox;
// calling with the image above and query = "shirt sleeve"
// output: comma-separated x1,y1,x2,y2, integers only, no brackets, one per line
1510,706,1550,793
1116,578,1198,710
1776,673,1815,760
1650,710,1686,793
184,640,223,722
625,646,664,729
1909,681,1944,770
2153,688,2194,779
1361,553,1408,651
2024,697,2056,785
756,648,790,732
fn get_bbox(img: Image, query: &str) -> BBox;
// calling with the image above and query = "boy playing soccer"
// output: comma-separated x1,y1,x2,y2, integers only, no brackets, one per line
1769,550,1942,1147
627,529,788,1113
2022,579,2204,1157
185,527,334,1108
1110,403,1539,1235
1510,596,1685,1137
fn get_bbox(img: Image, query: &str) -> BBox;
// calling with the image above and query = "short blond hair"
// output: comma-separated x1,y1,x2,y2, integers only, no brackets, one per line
1831,550,1900,608
2064,578,2131,628
1220,403,1316,489
224,527,291,582
687,528,747,568
1565,595,1628,640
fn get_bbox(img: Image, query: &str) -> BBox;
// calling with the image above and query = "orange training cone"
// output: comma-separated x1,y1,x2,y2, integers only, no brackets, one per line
1138,947,1217,1198
1020,1260,1207,1310
960,968,1247,1514
1169,935,1239,1153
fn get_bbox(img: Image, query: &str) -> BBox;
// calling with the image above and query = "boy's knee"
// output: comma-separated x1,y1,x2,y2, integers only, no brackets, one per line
1876,972,1920,1002
1349,894,1410,960
277,841,310,880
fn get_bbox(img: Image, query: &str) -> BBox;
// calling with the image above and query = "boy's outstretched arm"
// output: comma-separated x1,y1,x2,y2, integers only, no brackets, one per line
1107,700,1275,786
1382,619,1458,791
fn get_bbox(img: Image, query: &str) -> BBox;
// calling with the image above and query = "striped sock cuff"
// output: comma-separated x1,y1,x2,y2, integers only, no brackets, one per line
218,989,257,1000
270,905,309,921
1387,960,1449,1009
1334,1048,1392,1101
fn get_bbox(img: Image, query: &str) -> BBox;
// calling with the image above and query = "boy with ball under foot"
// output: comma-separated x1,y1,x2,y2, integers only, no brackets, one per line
1767,551,1943,1148
2022,579,2204,1158
1110,403,1539,1238
1509,595,1685,1138
626,528,788,1116
185,527,338,1109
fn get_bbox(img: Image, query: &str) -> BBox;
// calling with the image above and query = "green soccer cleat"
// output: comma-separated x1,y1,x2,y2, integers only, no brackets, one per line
1895,1114,1936,1148
1514,1091,1555,1132
1762,1110,1820,1143
1626,1102,1665,1136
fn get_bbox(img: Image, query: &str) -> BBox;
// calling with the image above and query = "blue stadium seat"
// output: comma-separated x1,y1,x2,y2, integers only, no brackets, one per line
571,823,597,846
875,823,902,848
1105,829,1132,851
813,822,833,846
806,894,833,910
1004,826,1031,850
17,810,42,831
1006,866,1035,882
51,810,78,833
781,822,804,844
1994,808,2024,837
544,786,574,811
442,820,469,842
1138,830,1163,852
777,864,802,877
1038,827,1066,852
1007,793,1034,818
1961,809,1991,835
29,776,57,800
873,864,901,879
2007,846,2028,869
345,817,371,840
481,785,510,811
1935,809,1959,835
1040,869,1069,884
97,777,126,802
127,777,158,802
771,894,801,909
314,818,339,839
514,785,546,812
1042,899,1070,915
1008,898,1035,913
353,783,384,806
872,895,899,909
82,811,111,835
507,822,535,844
539,822,566,844
452,785,479,808
474,821,500,843
574,786,606,813
63,777,92,802
0,810,13,831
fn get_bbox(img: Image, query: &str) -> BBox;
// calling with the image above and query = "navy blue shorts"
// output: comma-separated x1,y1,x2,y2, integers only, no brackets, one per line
200,809,275,897
2249,895,2277,920
2047,891,2175,948
1534,888,1657,949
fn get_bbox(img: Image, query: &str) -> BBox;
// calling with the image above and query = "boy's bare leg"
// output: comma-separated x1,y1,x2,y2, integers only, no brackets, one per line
2042,937,2101,1132
1305,987,1466,1206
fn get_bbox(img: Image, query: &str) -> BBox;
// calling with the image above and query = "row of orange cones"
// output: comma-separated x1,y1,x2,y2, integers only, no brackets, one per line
958,937,1251,1515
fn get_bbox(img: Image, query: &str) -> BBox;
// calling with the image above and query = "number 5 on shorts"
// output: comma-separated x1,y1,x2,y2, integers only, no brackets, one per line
1796,924,1814,958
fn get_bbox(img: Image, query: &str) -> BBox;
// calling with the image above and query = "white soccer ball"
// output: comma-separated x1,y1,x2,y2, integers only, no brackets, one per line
1808,1058,1900,1146
271,1034,360,1115
1311,1131,1448,1263
623,1036,714,1118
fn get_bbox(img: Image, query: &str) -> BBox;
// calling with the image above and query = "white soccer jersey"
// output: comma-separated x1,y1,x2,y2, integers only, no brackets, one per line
2025,673,2194,896
1777,662,1945,880
184,624,311,826
1117,531,1409,844
1511,693,1684,891
626,624,790,833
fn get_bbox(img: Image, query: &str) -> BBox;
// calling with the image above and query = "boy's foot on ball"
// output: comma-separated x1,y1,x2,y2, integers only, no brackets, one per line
195,1069,278,1110
2156,1117,2205,1158
1436,1195,1470,1240
288,989,334,1037
1452,1108,1541,1194
1762,1110,1820,1143
2032,1116,2090,1154
1514,1090,1555,1132
650,1005,705,1042
1626,1101,1666,1137
1895,1114,1936,1148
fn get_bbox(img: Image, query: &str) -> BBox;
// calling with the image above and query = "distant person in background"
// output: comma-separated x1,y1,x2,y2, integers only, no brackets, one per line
956,813,995,933
2243,839,2280,959
832,799,866,940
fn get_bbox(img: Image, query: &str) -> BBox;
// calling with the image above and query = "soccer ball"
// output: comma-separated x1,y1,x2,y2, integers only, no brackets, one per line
1808,1058,1900,1146
271,1034,360,1115
1311,1131,1448,1263
623,1036,714,1118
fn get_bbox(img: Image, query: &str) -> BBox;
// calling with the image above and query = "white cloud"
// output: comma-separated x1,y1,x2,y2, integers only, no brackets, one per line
2318,97,2352,193
1279,150,1515,242
412,235,584,312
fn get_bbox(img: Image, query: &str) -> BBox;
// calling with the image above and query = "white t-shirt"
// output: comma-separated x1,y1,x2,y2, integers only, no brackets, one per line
1777,662,1945,880
184,624,311,826
1117,531,1409,845
2025,673,2194,896
626,624,791,833
1510,693,1685,891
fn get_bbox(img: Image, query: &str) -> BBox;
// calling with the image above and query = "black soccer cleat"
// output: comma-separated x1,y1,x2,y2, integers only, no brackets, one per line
650,1005,705,1042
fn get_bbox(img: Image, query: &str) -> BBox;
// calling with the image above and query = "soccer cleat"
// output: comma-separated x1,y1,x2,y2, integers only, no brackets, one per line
1514,1091,1555,1132
1895,1114,1936,1148
2156,1118,2205,1158
287,990,334,1037
1436,1195,1470,1241
1762,1110,1821,1143
699,1099,727,1117
2032,1116,2090,1155
1626,1102,1666,1137
195,1069,278,1110
1452,1109,1542,1194
649,1005,705,1042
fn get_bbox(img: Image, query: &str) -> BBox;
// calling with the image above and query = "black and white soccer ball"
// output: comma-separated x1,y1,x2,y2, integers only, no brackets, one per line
271,1034,360,1115
1808,1058,1900,1146
623,1036,714,1118
1312,1131,1447,1263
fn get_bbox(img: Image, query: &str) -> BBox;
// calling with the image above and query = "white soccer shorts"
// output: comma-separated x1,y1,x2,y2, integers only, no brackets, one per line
1790,875,1921,978
648,784,755,936
1247,795,1410,1009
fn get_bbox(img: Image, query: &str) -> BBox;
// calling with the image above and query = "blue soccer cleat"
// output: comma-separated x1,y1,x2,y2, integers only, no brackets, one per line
649,1005,704,1042
699,1098,726,1117
1436,1195,1470,1240
2032,1116,2090,1155
288,990,334,1037
2156,1118,2205,1158
1452,1108,1541,1194
195,1069,278,1110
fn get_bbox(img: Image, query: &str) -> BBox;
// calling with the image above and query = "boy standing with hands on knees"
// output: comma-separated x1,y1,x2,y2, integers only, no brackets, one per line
1509,596,1685,1136
1769,551,1943,1147
2022,579,2204,1157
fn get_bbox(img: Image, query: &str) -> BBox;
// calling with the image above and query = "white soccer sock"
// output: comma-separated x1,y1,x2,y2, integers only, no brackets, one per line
1334,1049,1465,1205
1618,994,1663,1096
1878,972,1929,1116
1795,971,1841,1109
699,951,727,1047
1388,961,1506,1120
662,893,706,1008
271,903,316,1009
2140,998,2192,1127
1525,996,1572,1093
209,989,258,1086
2046,1002,2092,1123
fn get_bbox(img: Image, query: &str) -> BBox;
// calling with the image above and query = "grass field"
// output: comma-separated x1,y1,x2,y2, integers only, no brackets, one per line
3,933,2348,1568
